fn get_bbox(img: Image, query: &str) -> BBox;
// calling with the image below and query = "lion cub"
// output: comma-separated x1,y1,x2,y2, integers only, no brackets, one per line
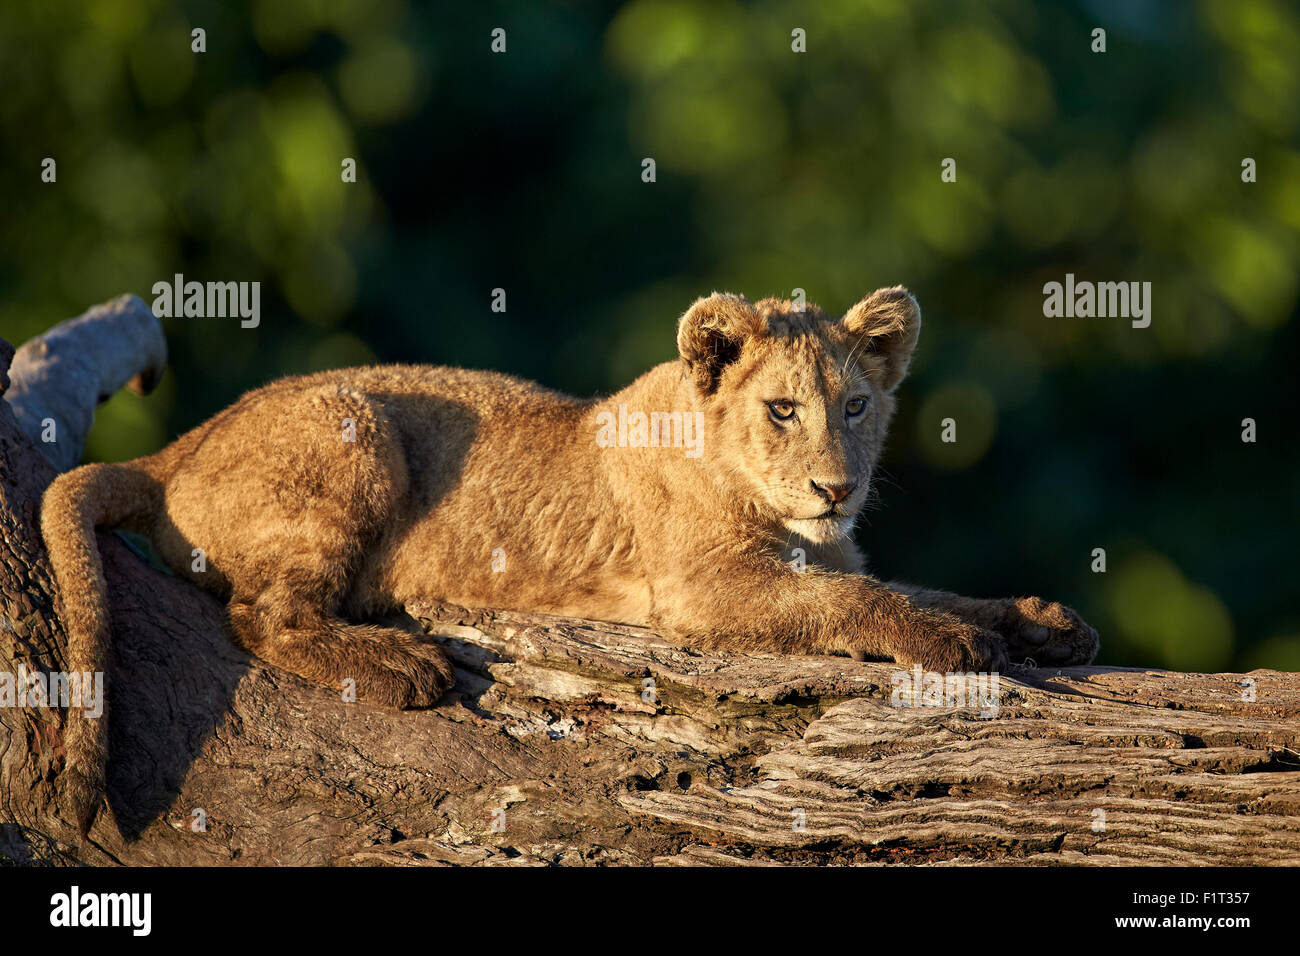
43,286,1098,833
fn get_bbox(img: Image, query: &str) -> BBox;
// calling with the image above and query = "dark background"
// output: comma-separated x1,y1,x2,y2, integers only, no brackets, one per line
2,0,1296,671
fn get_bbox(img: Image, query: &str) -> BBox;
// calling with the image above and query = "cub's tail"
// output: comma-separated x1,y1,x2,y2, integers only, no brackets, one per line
40,461,162,837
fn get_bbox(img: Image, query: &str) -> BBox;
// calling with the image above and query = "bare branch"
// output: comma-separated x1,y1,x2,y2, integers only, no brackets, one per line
3,295,166,472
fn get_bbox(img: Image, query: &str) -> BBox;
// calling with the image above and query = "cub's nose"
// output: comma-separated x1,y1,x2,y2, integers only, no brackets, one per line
810,479,857,504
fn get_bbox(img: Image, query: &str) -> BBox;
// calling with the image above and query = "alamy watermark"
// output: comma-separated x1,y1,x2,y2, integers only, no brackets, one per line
1042,273,1150,328
594,404,704,458
891,665,1000,717
49,886,151,936
151,273,260,328
0,663,104,717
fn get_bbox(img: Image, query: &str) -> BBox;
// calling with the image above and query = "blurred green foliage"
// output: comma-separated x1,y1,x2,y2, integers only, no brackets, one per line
1,0,1297,671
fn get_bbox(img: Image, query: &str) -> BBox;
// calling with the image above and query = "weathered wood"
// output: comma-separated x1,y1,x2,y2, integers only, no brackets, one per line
1,301,1298,866
4,295,166,472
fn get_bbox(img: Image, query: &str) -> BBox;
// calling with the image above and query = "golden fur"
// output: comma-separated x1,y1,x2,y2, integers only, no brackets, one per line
41,286,1098,834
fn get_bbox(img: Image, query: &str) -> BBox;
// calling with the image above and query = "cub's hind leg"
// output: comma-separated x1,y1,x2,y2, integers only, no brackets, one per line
162,382,455,706
227,575,454,707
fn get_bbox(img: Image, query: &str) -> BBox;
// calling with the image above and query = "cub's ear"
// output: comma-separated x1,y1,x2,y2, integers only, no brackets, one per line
676,292,766,392
840,286,922,392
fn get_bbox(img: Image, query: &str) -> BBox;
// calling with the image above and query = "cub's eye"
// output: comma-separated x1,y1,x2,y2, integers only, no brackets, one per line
845,397,868,417
768,401,796,421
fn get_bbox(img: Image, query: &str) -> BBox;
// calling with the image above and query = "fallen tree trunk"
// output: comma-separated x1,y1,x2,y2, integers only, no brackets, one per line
2,301,1298,866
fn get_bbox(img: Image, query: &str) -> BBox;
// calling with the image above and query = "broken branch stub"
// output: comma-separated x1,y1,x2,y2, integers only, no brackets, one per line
4,294,166,472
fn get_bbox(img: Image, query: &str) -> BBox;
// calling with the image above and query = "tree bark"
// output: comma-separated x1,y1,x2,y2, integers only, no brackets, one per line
2,302,1298,866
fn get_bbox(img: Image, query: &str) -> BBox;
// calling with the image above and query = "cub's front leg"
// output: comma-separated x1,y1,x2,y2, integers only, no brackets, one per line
651,551,1010,673
888,584,1100,667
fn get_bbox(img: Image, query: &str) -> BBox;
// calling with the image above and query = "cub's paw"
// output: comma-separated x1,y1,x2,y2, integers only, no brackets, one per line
892,611,1009,674
996,596,1099,667
362,642,457,709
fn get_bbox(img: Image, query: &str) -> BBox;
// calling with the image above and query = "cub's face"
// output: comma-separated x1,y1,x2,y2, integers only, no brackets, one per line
677,288,921,545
